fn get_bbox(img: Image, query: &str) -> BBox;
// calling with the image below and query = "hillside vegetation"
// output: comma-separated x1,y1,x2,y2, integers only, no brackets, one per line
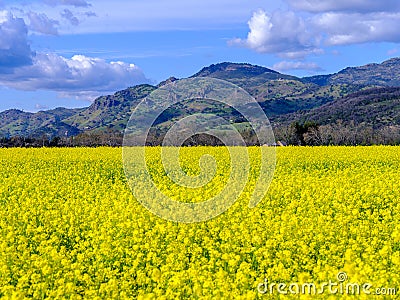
1,58,400,145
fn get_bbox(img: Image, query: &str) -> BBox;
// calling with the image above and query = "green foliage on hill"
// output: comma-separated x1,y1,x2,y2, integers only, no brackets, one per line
275,87,400,128
2,58,400,141
303,58,400,86
0,107,83,138
64,84,156,132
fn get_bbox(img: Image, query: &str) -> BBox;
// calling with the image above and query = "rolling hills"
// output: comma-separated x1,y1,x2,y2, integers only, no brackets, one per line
1,58,400,140
302,57,400,86
274,87,400,128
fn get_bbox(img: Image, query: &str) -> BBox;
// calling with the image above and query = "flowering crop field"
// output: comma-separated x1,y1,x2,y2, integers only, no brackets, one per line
0,146,399,299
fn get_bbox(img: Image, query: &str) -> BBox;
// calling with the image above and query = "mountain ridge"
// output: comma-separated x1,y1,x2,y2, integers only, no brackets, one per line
274,87,400,128
1,58,400,139
302,57,400,86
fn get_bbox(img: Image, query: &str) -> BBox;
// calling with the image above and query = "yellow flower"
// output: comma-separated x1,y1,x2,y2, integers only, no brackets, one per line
0,146,399,299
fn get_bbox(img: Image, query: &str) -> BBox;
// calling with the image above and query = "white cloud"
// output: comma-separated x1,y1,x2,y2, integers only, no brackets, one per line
60,8,79,26
57,90,105,101
35,103,49,110
84,11,96,17
313,12,400,45
229,10,321,58
279,48,324,60
27,11,59,35
0,10,33,69
232,1,400,57
0,11,150,99
285,0,400,46
43,0,91,7
1,54,149,92
285,0,400,13
3,0,285,34
272,61,322,72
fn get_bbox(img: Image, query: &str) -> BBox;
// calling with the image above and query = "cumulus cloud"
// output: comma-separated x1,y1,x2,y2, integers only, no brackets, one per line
43,0,91,7
0,11,150,98
285,0,400,13
229,10,321,59
1,54,149,93
272,61,322,72
313,12,400,45
60,8,79,26
0,11,33,69
35,103,49,110
233,1,400,58
286,0,400,46
27,11,59,35
84,11,96,17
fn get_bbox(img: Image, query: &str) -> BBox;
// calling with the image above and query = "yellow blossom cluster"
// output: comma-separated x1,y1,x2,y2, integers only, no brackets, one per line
0,146,399,299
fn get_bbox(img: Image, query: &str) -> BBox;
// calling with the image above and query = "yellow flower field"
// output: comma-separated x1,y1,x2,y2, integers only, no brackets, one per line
0,146,399,299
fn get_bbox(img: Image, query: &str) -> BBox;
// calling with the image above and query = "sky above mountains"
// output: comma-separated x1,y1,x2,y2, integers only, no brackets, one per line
1,0,400,111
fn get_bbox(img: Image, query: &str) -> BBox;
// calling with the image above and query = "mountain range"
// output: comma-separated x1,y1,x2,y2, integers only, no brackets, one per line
1,58,400,139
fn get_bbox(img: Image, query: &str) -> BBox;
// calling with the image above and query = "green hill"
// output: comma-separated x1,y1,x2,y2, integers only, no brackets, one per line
64,84,156,132
0,107,83,138
1,58,400,139
274,87,400,128
302,58,400,86
190,62,366,115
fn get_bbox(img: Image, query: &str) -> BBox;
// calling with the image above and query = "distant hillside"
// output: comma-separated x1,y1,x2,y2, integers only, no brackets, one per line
64,84,156,132
189,62,364,115
0,85,155,138
274,87,400,128
1,58,400,139
303,58,400,86
191,62,297,89
0,107,83,138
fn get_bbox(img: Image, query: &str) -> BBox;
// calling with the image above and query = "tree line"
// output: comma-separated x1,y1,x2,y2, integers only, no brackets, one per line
0,131,123,148
274,121,400,146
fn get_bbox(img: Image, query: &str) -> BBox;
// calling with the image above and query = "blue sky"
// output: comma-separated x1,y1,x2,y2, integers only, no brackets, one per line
1,0,400,112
